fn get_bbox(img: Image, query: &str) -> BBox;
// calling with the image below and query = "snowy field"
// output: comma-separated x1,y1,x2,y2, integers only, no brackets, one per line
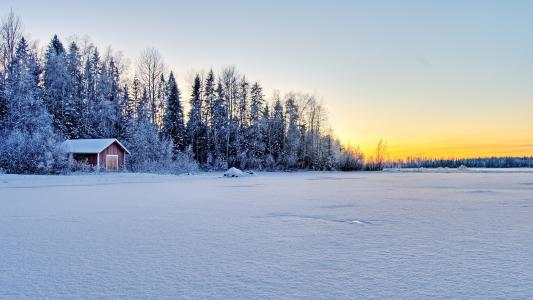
1,170,532,299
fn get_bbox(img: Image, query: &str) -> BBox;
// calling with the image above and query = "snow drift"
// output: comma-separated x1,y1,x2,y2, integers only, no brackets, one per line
223,167,254,177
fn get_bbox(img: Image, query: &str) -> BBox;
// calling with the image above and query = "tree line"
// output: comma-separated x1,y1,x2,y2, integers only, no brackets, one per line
391,156,533,169
0,11,361,174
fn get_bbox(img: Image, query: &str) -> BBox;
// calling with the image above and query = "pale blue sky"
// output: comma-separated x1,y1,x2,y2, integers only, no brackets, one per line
3,0,533,157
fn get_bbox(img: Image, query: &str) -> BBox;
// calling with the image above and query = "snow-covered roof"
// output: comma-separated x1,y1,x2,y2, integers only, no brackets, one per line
62,139,130,154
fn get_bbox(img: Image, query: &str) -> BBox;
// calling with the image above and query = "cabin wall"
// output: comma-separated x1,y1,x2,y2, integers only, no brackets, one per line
98,142,126,170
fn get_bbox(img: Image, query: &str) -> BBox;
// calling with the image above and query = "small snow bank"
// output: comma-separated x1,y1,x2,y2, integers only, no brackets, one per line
223,167,255,178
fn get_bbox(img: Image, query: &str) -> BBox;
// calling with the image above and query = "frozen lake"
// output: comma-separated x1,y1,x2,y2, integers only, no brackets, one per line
1,170,532,299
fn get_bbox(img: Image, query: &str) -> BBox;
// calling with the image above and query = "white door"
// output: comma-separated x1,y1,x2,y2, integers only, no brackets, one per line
106,155,119,171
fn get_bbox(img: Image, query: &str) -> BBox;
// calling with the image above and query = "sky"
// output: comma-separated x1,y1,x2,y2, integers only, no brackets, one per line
3,0,533,159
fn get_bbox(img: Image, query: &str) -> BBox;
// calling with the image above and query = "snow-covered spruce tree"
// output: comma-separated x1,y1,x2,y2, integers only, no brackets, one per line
186,74,207,164
92,54,119,138
284,96,301,169
163,72,185,154
65,41,83,138
210,80,229,169
80,47,100,138
43,35,74,138
129,76,141,120
109,57,122,114
120,76,141,142
270,97,285,167
116,84,130,140
246,82,265,169
233,76,249,168
237,76,249,129
203,69,215,166
0,37,65,174
260,103,274,169
0,71,6,130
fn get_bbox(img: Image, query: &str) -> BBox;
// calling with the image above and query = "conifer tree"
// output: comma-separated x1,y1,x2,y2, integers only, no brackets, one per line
65,41,83,138
271,98,285,165
203,69,216,163
0,71,6,129
247,82,265,169
261,103,273,168
210,80,228,169
163,72,185,153
116,84,129,139
80,47,101,137
237,76,249,129
284,97,300,168
93,54,119,138
43,35,71,136
233,76,249,167
130,76,141,119
186,74,206,163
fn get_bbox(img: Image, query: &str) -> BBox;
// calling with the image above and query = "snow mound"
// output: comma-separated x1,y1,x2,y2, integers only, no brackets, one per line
458,165,469,171
223,167,254,177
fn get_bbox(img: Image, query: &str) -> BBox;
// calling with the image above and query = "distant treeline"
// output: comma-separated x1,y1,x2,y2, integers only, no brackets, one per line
391,157,533,169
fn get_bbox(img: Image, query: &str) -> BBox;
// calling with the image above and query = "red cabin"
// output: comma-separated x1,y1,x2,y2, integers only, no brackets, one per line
62,139,130,171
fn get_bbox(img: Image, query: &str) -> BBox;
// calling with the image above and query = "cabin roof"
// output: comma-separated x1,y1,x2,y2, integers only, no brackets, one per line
62,139,130,154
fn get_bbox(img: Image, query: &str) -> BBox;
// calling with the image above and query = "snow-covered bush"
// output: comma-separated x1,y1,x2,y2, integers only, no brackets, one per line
66,159,97,174
126,140,173,173
337,145,364,171
125,120,198,174
124,116,171,172
210,157,228,171
0,129,67,174
173,148,199,174
262,154,275,170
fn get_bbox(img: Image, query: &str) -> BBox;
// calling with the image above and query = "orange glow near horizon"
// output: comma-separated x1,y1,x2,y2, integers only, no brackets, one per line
335,120,533,161
329,86,533,161
340,136,533,161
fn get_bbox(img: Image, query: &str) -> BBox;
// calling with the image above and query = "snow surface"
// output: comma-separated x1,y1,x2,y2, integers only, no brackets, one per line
1,170,532,299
